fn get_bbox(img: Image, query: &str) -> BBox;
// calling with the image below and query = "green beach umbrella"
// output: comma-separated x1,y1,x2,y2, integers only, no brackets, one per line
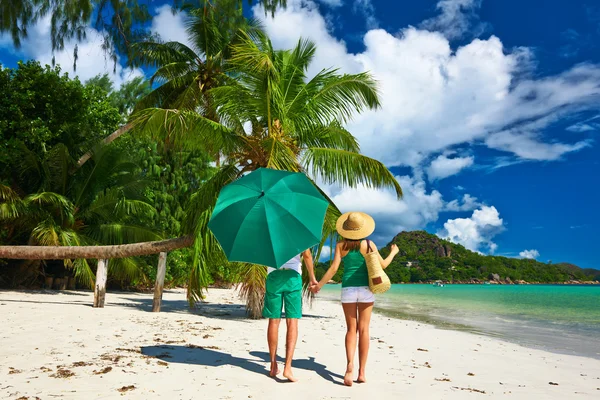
208,168,329,269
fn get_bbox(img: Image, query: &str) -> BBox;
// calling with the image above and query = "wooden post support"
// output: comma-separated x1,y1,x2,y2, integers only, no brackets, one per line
152,252,168,312
93,259,109,308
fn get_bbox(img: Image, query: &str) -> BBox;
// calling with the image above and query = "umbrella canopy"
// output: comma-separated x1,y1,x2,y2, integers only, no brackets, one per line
208,168,329,269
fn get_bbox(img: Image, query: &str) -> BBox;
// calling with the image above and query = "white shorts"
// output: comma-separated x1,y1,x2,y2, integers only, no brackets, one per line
341,286,375,304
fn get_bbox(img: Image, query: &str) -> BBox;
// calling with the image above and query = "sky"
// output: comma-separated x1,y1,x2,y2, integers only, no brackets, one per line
1,0,599,269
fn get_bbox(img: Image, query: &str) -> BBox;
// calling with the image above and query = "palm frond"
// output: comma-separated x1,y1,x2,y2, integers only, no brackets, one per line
130,108,242,155
187,208,229,305
84,223,163,245
303,148,403,198
45,143,72,195
303,70,381,125
150,62,197,86
264,138,300,171
24,192,75,225
30,219,60,246
295,122,360,152
235,262,267,319
0,184,22,220
130,41,198,69
109,257,147,284
183,163,240,235
72,258,95,289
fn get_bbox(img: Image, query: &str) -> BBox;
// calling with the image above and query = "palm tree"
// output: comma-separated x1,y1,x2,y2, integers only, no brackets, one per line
133,31,402,316
0,142,161,287
129,0,263,164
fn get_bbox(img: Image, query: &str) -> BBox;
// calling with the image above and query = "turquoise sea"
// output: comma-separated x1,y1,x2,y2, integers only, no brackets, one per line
320,284,600,359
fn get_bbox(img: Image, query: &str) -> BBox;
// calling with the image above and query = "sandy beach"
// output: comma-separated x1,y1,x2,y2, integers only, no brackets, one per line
1,288,599,399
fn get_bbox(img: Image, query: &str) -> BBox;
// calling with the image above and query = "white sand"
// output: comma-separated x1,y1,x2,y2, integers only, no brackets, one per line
1,288,599,399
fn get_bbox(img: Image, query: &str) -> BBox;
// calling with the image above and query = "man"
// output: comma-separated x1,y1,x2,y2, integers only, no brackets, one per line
262,249,317,382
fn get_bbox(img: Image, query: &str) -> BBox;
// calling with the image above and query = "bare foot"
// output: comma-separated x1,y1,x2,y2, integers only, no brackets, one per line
269,362,279,377
282,367,298,382
344,364,354,386
357,375,367,383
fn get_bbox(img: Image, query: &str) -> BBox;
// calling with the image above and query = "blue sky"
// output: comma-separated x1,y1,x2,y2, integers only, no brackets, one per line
1,0,599,269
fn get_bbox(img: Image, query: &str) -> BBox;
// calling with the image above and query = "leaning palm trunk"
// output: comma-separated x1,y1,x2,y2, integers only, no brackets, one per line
0,235,193,259
75,123,133,169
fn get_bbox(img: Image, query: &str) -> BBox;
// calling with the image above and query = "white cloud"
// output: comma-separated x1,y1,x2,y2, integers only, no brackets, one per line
0,17,143,86
323,175,445,244
519,249,540,259
249,0,600,249
485,130,591,161
420,0,488,40
353,0,378,29
566,114,600,132
439,206,504,253
318,245,332,261
427,154,474,180
255,1,600,169
151,5,193,48
444,193,481,212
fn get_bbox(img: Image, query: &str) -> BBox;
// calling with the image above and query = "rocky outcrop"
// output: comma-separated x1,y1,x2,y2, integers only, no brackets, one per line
489,273,500,281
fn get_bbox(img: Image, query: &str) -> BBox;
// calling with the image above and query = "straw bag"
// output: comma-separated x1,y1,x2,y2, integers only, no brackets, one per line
364,240,391,294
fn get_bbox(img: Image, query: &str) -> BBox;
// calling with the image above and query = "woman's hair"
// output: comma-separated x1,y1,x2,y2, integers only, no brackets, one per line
342,239,362,251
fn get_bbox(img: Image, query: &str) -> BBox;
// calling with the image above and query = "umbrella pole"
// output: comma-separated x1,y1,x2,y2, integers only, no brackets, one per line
152,252,168,312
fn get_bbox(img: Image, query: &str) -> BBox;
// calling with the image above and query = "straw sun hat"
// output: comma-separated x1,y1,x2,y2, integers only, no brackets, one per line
336,212,375,240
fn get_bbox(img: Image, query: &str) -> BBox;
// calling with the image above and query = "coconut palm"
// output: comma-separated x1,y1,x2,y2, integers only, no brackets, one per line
132,31,402,316
0,142,161,287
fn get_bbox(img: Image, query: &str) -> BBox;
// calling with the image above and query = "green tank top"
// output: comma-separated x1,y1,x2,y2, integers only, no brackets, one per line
341,249,369,288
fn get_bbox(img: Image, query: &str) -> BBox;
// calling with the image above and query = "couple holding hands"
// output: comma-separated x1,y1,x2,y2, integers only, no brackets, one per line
262,211,399,386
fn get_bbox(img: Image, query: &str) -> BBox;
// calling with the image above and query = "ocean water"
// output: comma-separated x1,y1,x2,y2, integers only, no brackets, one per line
320,284,600,359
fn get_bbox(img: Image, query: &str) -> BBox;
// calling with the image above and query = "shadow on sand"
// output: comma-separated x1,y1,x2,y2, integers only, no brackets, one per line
141,345,344,385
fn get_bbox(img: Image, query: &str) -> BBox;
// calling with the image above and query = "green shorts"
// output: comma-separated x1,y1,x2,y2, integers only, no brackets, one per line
262,269,302,319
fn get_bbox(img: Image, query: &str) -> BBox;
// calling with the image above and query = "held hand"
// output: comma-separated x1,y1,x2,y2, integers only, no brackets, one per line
309,283,321,294
310,278,319,287
390,244,399,255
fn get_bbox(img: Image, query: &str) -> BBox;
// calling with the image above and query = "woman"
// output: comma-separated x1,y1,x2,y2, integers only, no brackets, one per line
312,212,399,386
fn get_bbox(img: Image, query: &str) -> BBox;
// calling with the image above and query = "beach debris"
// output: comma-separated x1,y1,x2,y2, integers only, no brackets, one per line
71,361,92,367
417,348,429,352
203,334,212,339
157,361,168,366
100,354,122,363
39,366,52,373
549,382,559,386
8,367,22,374
424,362,432,368
117,385,136,393
452,386,486,394
116,348,141,354
50,368,75,378
435,378,451,382
186,344,221,350
93,367,112,375
16,397,41,400
468,372,475,376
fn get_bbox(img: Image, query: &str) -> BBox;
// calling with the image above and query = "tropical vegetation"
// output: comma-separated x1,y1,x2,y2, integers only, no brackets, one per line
0,1,404,319
315,231,597,284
